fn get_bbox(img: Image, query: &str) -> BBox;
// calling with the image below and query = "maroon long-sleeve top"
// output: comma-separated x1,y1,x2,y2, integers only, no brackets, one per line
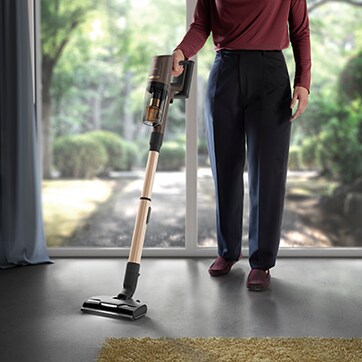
177,0,311,91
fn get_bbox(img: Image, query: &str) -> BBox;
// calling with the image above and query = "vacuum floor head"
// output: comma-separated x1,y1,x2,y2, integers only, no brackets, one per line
81,295,147,320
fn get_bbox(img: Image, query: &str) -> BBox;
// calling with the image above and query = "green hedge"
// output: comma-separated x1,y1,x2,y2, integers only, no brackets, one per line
122,140,139,171
86,130,127,171
157,141,185,171
54,131,140,178
315,110,362,184
288,145,303,171
87,131,140,171
338,50,362,104
54,135,108,178
300,136,319,170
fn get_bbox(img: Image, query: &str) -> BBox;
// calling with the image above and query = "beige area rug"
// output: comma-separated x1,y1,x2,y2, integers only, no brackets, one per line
97,337,362,362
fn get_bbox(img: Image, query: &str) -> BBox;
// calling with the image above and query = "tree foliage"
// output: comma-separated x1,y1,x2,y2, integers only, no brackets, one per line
338,50,362,103
308,0,362,13
42,0,362,184
288,1,362,184
41,0,98,178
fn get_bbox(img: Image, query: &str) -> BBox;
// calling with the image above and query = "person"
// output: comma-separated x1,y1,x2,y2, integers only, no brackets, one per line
172,0,311,291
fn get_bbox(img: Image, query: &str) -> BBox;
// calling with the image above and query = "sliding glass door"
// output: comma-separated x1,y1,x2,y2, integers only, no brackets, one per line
38,0,362,255
40,0,187,249
196,2,362,252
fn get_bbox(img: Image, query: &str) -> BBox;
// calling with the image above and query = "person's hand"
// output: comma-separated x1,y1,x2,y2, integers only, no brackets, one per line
172,49,185,77
290,86,309,121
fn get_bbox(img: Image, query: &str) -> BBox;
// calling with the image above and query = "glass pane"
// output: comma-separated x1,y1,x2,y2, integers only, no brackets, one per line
197,37,219,248
197,3,362,248
42,0,186,247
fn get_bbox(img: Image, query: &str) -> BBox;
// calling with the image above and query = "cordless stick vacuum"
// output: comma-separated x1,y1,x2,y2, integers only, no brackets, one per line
81,55,194,320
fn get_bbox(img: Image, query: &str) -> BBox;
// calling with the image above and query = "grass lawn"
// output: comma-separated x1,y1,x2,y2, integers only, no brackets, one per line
42,179,116,246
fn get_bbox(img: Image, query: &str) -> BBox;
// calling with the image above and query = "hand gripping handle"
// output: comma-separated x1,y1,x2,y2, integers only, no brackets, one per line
171,60,195,99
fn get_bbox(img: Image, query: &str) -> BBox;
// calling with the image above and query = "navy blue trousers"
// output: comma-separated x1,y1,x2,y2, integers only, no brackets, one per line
205,50,292,270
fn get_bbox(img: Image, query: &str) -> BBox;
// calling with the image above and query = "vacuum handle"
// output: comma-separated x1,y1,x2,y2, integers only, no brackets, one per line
172,60,195,99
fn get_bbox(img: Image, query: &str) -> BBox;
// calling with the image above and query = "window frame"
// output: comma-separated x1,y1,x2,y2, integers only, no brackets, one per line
33,0,362,258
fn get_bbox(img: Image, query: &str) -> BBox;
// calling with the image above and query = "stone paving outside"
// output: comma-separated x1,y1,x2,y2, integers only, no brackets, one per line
68,169,337,248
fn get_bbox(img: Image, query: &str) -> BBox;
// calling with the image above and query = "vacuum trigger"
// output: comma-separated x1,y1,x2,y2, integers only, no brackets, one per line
146,207,151,224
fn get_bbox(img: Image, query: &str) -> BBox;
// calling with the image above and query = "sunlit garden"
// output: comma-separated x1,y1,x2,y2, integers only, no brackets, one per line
42,0,362,248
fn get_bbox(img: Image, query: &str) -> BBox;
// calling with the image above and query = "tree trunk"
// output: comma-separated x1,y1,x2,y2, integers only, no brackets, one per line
41,60,54,179
91,84,103,130
123,70,134,140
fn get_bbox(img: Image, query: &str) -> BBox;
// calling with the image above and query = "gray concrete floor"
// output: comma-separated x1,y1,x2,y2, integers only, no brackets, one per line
0,258,361,362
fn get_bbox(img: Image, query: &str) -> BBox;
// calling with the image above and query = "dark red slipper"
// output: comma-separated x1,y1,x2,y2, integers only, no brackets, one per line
246,269,271,291
208,256,236,277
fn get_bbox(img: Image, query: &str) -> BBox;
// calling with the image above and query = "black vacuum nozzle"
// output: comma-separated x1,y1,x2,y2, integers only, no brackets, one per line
81,262,146,321
81,295,147,320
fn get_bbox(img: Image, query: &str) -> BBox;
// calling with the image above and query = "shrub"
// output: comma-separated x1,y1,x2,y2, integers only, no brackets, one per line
86,131,140,171
198,138,210,167
316,111,362,184
122,141,139,170
300,136,319,170
54,134,108,178
198,138,209,155
288,145,303,171
157,141,185,171
86,130,127,171
338,50,362,104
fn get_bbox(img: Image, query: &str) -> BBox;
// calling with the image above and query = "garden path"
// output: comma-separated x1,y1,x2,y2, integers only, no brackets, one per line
70,170,336,248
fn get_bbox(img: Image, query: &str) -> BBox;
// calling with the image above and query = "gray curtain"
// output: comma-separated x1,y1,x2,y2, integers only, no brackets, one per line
0,0,51,267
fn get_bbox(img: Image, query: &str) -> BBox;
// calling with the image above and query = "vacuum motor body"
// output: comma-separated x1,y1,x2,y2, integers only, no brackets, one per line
143,56,172,126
